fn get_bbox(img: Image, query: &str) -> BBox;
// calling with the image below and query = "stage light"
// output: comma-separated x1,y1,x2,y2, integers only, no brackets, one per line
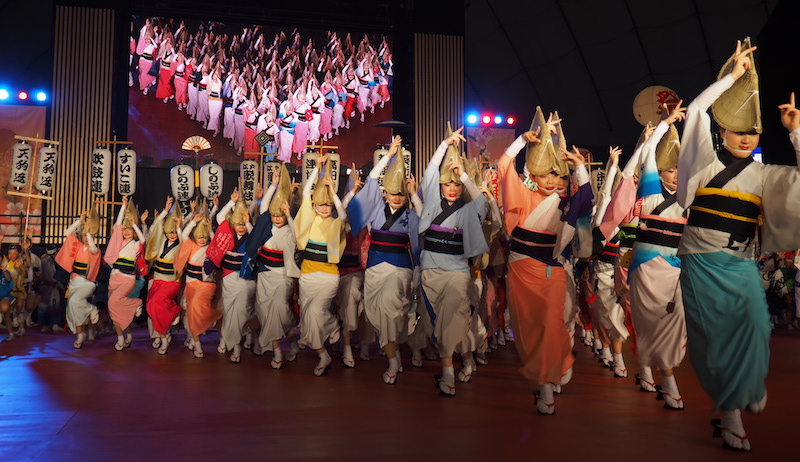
481,115,491,125
467,113,478,124
506,116,515,125
0,89,8,100
494,115,503,125
35,91,47,102
18,91,28,100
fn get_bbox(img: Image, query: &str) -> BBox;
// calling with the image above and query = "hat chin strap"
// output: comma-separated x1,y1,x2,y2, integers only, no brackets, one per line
721,131,754,156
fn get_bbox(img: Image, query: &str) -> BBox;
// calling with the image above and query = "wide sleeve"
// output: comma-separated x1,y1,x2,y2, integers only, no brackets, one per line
418,141,448,232
678,74,735,208
347,176,383,232
497,153,533,234
760,128,800,252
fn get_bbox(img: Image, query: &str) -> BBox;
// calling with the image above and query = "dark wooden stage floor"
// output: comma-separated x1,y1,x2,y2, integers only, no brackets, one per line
1,327,798,461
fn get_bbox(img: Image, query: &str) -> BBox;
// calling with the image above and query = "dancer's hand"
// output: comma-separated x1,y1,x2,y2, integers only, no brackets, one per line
561,146,585,168
522,127,542,144
779,92,800,132
609,146,621,168
729,40,757,81
405,174,418,196
445,127,465,146
664,100,686,125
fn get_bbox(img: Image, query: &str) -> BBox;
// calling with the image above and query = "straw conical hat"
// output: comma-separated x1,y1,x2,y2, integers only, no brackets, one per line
525,107,559,176
711,37,762,134
192,218,211,239
85,207,100,236
163,207,179,234
550,111,570,177
229,195,249,225
312,160,336,205
123,200,140,230
269,164,292,216
439,122,463,184
656,124,680,171
383,154,407,195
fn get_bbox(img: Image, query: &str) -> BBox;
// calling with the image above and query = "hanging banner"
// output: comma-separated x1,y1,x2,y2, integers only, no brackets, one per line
199,162,223,198
10,141,33,189
117,147,137,196
35,145,58,193
91,147,112,195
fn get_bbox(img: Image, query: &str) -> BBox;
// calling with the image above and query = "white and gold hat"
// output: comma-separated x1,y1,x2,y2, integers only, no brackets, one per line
656,123,680,171
311,160,336,206
711,37,762,134
526,107,567,177
269,164,293,216
383,155,407,195
439,122,464,185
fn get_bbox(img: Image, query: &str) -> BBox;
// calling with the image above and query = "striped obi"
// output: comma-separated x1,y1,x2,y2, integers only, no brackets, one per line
369,230,410,254
257,246,284,268
72,261,89,276
688,188,761,240
302,240,328,263
637,214,687,249
599,239,620,264
113,257,135,275
222,253,244,272
153,257,176,276
424,224,464,255
618,224,638,248
185,263,203,280
509,226,557,264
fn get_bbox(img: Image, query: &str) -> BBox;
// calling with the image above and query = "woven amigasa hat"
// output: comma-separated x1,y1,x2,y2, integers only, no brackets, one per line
383,154,407,195
192,218,211,239
550,111,570,177
656,123,680,171
711,37,762,134
312,160,336,206
163,207,179,234
84,207,100,236
269,163,293,216
439,122,464,185
123,200,140,230
229,195,250,226
526,107,562,176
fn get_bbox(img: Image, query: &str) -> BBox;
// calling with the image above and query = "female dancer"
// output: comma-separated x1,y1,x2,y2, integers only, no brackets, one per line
294,155,347,376
497,109,593,414
104,196,146,351
56,209,102,348
246,165,300,369
349,136,422,383
418,128,488,396
175,209,220,358
677,39,800,451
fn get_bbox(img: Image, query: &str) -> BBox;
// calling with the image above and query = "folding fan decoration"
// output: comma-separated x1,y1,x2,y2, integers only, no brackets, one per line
182,135,212,153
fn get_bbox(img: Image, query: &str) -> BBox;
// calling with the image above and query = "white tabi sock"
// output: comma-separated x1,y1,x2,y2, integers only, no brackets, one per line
273,346,283,363
441,365,455,385
318,350,332,367
593,338,602,351
343,344,353,361
602,347,612,361
117,335,124,345
388,356,401,375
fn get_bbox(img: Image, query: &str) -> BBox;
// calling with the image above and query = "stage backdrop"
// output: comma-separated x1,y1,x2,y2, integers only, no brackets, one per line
0,106,47,243
466,126,516,161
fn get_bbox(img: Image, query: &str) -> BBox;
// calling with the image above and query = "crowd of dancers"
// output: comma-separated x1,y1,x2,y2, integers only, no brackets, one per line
4,40,800,453
130,17,392,159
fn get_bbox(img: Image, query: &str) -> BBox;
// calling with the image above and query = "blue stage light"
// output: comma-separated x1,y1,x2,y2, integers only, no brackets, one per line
0,89,8,100
494,115,503,125
466,113,478,124
36,91,47,102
